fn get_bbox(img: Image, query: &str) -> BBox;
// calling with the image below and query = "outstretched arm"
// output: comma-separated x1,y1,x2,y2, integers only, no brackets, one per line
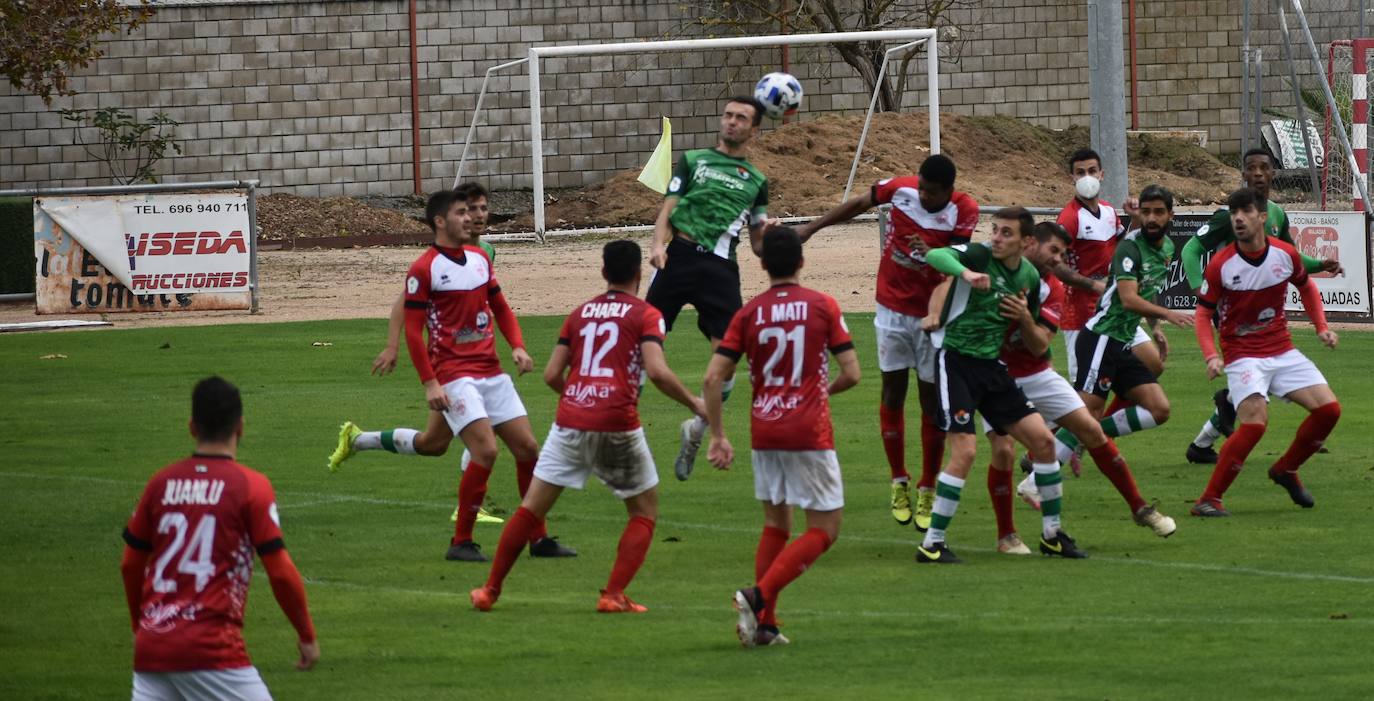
795,191,875,241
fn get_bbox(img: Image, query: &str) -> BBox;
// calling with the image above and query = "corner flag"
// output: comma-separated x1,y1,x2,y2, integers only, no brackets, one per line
637,117,672,194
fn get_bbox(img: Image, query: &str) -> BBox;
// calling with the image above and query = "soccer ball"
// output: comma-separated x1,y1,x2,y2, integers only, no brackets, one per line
753,72,803,119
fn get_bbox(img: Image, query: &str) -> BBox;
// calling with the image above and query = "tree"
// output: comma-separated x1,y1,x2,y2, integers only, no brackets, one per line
58,107,181,185
685,0,978,112
0,0,153,105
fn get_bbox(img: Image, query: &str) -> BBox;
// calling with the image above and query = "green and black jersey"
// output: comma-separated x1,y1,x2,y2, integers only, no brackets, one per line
666,148,768,261
1086,230,1173,343
927,243,1042,360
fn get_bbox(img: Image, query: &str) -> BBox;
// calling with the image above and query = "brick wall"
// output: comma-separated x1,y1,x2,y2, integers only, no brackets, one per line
0,0,1357,196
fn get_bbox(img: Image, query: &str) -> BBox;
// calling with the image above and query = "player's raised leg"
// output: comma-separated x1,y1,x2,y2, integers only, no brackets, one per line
1053,406,1176,537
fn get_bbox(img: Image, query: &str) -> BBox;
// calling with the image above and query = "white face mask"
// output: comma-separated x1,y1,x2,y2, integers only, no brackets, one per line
1075,175,1101,199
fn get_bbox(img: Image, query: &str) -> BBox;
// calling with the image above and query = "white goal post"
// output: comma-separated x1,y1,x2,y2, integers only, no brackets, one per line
453,29,941,239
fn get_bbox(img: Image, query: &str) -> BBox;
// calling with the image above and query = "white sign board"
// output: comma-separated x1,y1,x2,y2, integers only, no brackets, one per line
1286,211,1370,315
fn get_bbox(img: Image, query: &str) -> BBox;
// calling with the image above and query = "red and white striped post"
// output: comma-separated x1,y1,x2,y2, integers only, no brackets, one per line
1339,39,1374,211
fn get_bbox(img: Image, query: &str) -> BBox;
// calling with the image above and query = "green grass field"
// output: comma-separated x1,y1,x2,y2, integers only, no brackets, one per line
3,315,1373,700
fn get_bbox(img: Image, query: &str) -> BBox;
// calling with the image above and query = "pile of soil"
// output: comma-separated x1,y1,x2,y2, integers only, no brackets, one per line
256,193,429,241
494,112,1241,232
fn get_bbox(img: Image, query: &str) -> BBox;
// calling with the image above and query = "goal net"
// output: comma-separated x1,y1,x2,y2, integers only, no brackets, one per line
453,29,942,238
1321,39,1373,210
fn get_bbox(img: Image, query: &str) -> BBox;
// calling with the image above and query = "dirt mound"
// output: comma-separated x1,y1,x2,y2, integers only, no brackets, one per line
257,193,428,241
496,112,1239,231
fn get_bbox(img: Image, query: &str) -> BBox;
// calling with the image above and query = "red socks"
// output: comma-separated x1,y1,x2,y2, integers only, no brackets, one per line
483,506,540,593
918,413,944,490
755,526,789,626
1088,441,1146,513
1104,395,1132,417
879,405,911,482
604,516,655,596
515,458,548,542
1269,402,1341,477
453,461,492,544
987,466,1016,540
757,528,832,608
1201,422,1266,503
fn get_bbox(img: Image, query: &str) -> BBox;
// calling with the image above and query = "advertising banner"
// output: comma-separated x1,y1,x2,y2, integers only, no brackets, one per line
33,192,253,315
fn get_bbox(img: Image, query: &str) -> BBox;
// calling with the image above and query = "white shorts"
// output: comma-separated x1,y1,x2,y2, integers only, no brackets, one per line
533,424,659,499
981,367,1085,433
440,374,528,435
875,302,937,381
133,667,271,701
1065,326,1150,378
752,449,844,512
1225,349,1327,406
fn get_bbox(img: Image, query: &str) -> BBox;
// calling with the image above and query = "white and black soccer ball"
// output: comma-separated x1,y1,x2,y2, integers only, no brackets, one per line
753,72,803,119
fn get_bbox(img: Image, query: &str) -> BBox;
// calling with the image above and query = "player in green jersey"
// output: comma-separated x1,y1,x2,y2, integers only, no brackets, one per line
648,97,773,481
916,208,1086,563
1182,149,1343,464
1057,186,1195,465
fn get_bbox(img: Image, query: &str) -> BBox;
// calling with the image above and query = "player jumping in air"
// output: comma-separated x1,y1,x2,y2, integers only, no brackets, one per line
1053,186,1195,468
1180,149,1342,464
329,189,576,562
794,154,978,532
122,377,318,700
1191,188,1341,516
918,208,1085,563
470,241,706,613
707,227,861,647
647,96,771,482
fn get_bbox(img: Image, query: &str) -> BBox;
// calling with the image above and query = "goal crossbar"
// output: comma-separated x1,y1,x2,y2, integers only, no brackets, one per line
527,29,939,237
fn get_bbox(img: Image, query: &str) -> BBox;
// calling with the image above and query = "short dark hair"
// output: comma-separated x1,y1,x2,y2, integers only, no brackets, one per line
726,96,766,126
1227,187,1261,212
456,182,489,202
424,189,466,232
1242,147,1277,168
1032,221,1071,247
762,226,804,278
1067,148,1101,173
1138,184,1175,211
602,239,641,285
993,206,1035,237
192,376,242,443
918,154,957,190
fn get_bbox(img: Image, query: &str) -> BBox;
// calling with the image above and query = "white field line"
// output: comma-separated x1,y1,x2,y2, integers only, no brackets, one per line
305,577,1373,628
4,469,1372,586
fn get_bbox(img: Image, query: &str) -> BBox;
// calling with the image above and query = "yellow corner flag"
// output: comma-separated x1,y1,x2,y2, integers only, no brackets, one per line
637,117,673,194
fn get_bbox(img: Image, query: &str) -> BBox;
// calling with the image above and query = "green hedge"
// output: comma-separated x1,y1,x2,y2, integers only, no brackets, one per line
0,197,34,293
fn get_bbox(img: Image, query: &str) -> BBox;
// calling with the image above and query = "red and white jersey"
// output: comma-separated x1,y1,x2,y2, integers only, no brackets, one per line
1001,269,1064,378
404,245,503,382
872,176,979,318
1199,239,1309,361
1058,198,1123,330
554,291,666,432
717,284,854,451
123,455,284,673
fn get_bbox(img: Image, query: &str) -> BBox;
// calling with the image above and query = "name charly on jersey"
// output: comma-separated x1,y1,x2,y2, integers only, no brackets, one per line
871,176,979,318
717,284,854,451
404,245,504,382
554,292,666,432
1086,230,1174,343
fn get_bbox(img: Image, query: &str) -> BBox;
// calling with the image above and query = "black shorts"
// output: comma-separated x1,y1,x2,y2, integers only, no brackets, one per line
936,348,1037,435
646,236,743,340
1073,328,1158,398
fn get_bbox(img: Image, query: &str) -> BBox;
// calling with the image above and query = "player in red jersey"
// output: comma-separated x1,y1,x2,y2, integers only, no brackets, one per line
704,227,861,647
470,241,706,613
121,377,318,700
329,189,576,562
794,155,976,532
1191,188,1341,516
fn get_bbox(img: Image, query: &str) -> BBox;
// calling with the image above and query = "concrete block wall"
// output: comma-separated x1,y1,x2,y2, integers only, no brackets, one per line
0,0,1337,196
